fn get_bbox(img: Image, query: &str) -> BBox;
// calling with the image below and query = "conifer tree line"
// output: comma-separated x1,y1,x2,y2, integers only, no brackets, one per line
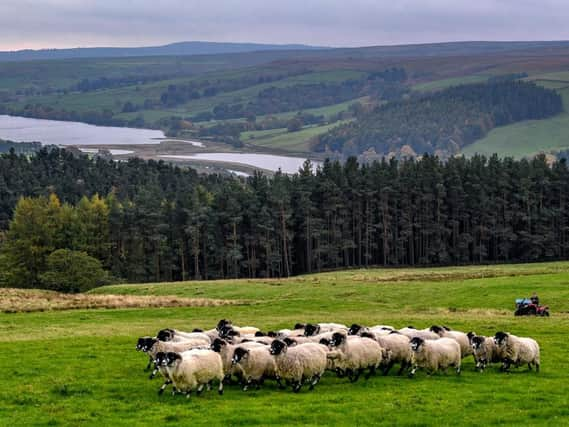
1,148,568,289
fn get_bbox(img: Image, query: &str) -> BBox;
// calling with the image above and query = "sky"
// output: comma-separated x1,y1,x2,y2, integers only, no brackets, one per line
2,0,569,51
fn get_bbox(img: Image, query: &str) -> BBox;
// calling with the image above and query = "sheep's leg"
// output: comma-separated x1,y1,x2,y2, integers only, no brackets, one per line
384,360,395,376
335,368,346,378
396,361,408,376
145,357,153,371
218,380,224,395
527,363,532,371
207,381,212,391
308,374,321,391
196,384,205,396
242,378,252,392
536,363,540,373
158,379,172,395
292,381,302,393
350,368,362,382
185,390,191,399
408,365,417,378
149,368,159,380
365,365,376,380
275,376,286,390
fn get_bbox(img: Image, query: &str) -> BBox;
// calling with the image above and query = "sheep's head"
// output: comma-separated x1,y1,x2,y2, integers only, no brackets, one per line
192,328,204,333
141,338,157,352
270,340,287,356
136,336,152,351
466,331,476,343
319,338,331,348
155,352,167,366
211,338,227,353
231,347,250,366
348,324,362,335
494,332,509,346
293,323,306,330
267,331,277,338
156,329,174,342
283,337,297,347
429,325,445,336
360,331,376,340
410,337,425,352
219,326,240,341
254,331,265,337
165,352,182,367
216,319,232,332
304,323,321,337
330,332,346,347
472,336,486,351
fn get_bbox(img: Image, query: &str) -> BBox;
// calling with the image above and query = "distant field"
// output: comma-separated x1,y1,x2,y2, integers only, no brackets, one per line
1,261,568,425
243,121,348,152
462,87,569,158
412,74,490,92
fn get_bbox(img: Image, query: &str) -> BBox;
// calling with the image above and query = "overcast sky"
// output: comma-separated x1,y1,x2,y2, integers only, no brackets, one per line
2,0,568,51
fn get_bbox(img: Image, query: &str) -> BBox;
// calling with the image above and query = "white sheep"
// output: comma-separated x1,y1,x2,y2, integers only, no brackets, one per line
429,325,473,358
471,335,503,371
328,331,388,382
156,328,212,344
398,326,440,341
494,332,540,372
269,340,327,392
409,337,461,377
161,350,224,398
231,346,279,391
360,331,413,375
303,322,348,336
210,337,265,382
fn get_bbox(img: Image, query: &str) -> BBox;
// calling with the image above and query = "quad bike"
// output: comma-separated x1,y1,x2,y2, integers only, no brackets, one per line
514,298,550,316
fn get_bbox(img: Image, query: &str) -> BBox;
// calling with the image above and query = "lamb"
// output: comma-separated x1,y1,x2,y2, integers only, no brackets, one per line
494,332,540,372
231,346,279,391
269,340,327,393
409,337,461,377
328,331,388,382
159,350,224,398
429,325,473,358
471,335,502,371
360,331,412,375
210,338,265,382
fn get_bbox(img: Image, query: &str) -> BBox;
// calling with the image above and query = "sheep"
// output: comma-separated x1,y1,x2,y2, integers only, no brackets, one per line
348,324,394,336
430,325,473,358
360,331,413,375
398,326,440,341
494,332,540,372
146,337,211,380
156,328,212,344
210,338,265,382
231,346,279,391
159,350,224,398
269,340,327,393
471,335,502,372
136,336,157,371
409,337,461,377
216,319,260,336
328,331,388,382
304,322,348,337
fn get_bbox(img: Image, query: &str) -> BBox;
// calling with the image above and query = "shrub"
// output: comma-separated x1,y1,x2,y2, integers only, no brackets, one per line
39,249,110,293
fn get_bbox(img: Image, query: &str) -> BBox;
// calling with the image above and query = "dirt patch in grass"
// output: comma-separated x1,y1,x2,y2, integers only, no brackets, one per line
0,288,246,313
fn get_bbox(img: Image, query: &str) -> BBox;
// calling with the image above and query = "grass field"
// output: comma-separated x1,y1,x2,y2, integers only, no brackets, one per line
242,121,348,152
1,261,568,426
412,74,490,92
462,87,569,158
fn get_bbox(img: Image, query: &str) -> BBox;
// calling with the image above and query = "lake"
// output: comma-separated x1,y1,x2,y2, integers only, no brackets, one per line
0,115,164,145
160,153,318,174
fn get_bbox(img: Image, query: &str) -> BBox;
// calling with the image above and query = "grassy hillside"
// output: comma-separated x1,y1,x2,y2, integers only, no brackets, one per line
1,262,568,425
462,85,569,158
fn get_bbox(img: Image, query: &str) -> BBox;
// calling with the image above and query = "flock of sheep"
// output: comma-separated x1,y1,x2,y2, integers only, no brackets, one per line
135,320,541,398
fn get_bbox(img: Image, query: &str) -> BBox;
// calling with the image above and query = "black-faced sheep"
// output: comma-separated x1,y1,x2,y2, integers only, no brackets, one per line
494,332,540,372
269,340,327,393
430,325,473,358
409,337,461,377
231,346,279,391
471,335,502,372
360,331,412,375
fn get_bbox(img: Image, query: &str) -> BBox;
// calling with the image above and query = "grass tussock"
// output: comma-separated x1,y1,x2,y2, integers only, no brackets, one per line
0,288,245,313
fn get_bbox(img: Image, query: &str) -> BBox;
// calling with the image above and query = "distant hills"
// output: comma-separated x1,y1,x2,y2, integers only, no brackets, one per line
0,41,327,62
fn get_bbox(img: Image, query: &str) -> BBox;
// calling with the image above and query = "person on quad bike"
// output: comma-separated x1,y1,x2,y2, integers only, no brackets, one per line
530,292,540,306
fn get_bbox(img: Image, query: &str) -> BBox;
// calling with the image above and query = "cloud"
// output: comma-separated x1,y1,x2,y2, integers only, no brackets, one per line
1,0,568,50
